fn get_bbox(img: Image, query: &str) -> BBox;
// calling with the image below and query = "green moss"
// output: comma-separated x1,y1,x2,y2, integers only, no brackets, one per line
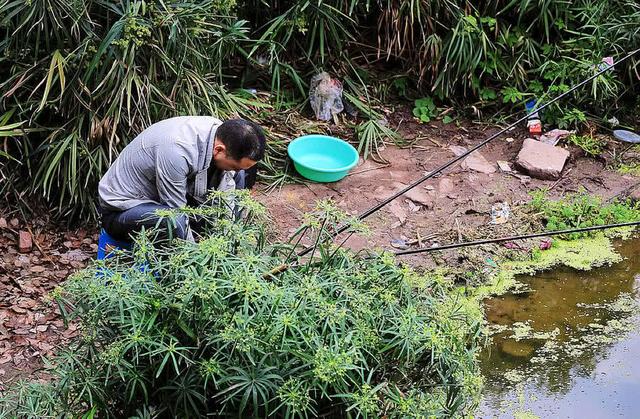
474,234,621,299
618,163,640,176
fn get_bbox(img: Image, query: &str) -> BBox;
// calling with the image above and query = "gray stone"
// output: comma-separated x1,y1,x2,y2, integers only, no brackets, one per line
449,145,467,156
438,178,454,196
403,188,433,208
516,138,569,180
497,160,512,172
387,201,407,228
462,152,496,174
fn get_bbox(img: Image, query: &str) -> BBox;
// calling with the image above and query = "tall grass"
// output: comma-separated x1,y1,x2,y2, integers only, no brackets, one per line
1,0,638,219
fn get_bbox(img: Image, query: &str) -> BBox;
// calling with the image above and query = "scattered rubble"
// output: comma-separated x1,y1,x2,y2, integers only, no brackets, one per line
539,129,575,146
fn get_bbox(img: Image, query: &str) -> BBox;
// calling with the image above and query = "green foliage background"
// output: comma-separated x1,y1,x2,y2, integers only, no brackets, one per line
0,0,639,218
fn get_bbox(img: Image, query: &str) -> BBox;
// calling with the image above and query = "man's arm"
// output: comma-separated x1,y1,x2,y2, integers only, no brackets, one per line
155,142,190,208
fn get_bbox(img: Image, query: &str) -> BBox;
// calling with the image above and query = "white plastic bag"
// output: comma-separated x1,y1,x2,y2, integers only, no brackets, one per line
309,72,344,121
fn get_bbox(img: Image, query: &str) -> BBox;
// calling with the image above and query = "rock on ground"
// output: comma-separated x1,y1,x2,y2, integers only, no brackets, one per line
515,138,569,180
403,187,433,208
462,152,496,174
18,231,32,253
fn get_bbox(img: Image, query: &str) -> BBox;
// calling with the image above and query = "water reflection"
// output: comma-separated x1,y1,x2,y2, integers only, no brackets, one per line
478,239,640,418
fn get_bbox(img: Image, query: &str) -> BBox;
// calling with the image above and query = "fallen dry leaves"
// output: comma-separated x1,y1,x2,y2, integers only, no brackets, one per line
0,215,96,384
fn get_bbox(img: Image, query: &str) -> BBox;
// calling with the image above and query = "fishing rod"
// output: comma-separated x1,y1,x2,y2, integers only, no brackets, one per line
297,47,640,258
262,220,640,278
394,220,640,255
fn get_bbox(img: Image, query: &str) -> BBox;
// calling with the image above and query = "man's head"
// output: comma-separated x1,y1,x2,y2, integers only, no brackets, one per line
212,119,266,171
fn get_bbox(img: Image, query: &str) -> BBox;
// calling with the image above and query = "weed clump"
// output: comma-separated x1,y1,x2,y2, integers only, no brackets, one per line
0,195,484,417
529,190,640,238
565,134,607,156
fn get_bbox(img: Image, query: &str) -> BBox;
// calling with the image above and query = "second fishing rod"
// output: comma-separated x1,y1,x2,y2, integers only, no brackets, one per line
297,48,640,258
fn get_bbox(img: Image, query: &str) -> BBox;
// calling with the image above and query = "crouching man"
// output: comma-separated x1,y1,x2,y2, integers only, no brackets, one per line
98,116,265,242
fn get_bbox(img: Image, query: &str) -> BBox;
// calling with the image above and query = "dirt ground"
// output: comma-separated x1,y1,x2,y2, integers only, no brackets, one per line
258,110,640,267
1,108,639,386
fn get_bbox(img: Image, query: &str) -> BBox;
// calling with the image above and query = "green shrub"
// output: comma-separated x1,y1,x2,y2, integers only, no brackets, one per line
565,134,607,156
529,190,640,238
0,195,483,417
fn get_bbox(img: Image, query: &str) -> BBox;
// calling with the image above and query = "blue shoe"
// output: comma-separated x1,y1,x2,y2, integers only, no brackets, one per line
97,228,132,260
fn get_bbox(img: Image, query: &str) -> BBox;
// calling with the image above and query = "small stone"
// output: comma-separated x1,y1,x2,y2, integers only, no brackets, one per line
390,239,409,250
387,201,407,228
462,152,496,174
403,188,432,208
18,231,32,253
30,266,46,273
0,218,7,229
9,218,19,228
497,160,512,172
449,145,467,156
515,138,570,180
405,200,421,213
438,178,454,196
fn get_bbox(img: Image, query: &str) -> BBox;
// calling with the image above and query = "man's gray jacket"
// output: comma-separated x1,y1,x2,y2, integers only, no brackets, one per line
98,116,237,212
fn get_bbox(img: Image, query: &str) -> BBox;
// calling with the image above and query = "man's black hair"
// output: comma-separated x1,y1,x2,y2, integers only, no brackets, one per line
216,119,266,162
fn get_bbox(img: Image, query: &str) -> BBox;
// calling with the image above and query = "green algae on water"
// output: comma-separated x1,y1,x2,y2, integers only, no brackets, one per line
475,234,622,299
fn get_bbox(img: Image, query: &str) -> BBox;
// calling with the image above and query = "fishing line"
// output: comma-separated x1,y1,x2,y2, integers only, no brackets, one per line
297,47,640,257
394,221,640,255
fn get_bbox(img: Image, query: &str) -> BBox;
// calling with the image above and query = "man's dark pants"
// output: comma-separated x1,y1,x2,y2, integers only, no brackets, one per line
101,170,247,242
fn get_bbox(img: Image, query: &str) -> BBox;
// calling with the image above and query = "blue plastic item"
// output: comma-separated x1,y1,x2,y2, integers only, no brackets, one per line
287,134,359,182
525,99,539,116
613,129,640,144
97,228,132,260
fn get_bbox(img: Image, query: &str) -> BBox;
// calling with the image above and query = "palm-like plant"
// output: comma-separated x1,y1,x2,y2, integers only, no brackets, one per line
1,0,638,218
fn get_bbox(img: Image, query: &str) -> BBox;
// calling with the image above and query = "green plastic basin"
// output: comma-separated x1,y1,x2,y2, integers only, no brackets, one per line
288,135,359,182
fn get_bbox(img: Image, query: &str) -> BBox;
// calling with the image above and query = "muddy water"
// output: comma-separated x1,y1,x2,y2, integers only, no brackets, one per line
478,239,640,418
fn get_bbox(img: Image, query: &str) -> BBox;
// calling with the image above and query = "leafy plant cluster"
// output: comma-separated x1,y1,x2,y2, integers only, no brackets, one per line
565,134,608,156
530,190,640,238
0,196,483,418
412,97,456,125
1,0,638,218
412,97,438,123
